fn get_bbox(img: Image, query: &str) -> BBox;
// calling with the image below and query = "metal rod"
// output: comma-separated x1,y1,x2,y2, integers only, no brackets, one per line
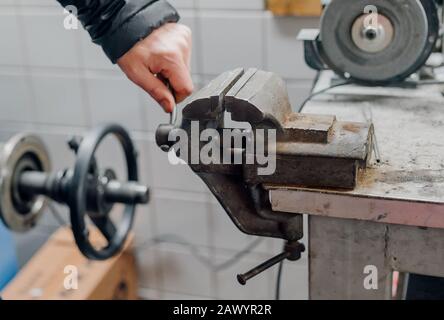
237,251,290,285
104,180,149,204
372,130,382,163
18,170,149,206
18,171,49,197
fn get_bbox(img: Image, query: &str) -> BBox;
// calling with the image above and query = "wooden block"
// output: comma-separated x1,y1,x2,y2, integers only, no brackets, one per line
267,0,322,16
1,227,137,300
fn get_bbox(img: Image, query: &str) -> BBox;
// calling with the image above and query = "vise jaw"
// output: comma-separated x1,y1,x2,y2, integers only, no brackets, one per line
156,68,374,242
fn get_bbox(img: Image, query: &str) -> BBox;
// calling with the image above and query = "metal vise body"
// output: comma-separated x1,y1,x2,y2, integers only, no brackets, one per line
156,68,373,242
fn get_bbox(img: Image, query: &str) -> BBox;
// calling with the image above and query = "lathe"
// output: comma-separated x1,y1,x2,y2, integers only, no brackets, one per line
0,124,149,260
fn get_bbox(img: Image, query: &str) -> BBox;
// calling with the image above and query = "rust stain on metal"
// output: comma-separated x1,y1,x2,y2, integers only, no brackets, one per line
356,167,378,188
343,123,361,133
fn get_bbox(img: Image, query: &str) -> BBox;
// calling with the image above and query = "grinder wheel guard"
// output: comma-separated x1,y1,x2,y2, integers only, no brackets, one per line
0,124,150,260
319,0,439,85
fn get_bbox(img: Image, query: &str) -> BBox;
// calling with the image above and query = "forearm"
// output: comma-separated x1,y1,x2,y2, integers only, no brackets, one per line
57,0,180,63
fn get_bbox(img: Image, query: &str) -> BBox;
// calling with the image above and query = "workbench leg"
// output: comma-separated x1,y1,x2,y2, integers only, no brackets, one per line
308,216,392,299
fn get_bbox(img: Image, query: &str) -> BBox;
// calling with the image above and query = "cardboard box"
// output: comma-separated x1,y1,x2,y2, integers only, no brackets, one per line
1,227,137,300
267,0,322,16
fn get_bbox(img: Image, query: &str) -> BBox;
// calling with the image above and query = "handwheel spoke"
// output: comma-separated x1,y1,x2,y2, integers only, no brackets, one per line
91,216,117,242
68,124,140,260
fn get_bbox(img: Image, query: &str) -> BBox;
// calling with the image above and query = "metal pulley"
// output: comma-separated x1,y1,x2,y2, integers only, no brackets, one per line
0,124,149,260
301,0,440,85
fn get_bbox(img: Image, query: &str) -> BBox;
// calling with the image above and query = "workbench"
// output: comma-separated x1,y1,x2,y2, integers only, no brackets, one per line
269,71,444,299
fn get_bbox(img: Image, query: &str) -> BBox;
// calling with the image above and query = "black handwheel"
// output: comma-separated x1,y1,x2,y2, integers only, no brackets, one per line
68,124,138,260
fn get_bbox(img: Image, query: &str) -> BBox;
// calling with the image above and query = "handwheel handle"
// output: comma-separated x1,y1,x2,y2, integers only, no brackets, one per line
68,124,139,260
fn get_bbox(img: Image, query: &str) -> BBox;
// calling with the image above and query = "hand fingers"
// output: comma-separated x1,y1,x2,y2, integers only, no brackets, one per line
160,59,194,103
129,66,176,113
184,31,192,70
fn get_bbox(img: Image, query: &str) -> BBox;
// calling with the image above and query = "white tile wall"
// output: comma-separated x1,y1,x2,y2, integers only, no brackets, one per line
137,248,164,292
158,244,214,297
275,262,309,300
36,131,76,171
287,81,315,111
154,192,211,247
31,74,89,126
87,75,145,131
199,11,265,75
209,200,252,252
168,0,196,10
0,1,15,5
148,141,208,192
79,31,117,71
1,0,318,300
0,73,33,122
17,0,57,6
20,11,82,68
0,11,25,66
265,14,318,79
178,10,200,74
144,95,171,132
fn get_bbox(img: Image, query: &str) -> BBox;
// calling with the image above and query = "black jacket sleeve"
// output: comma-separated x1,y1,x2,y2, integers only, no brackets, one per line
57,0,180,63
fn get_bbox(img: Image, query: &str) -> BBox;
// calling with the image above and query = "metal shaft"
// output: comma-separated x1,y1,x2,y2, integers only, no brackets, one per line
17,171,51,197
18,171,149,206
237,251,290,285
104,180,149,204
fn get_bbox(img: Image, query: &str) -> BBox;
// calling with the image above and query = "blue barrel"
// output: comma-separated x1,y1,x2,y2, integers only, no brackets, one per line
0,221,18,290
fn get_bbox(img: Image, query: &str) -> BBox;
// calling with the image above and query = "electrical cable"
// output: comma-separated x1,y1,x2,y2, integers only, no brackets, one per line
275,260,284,300
135,234,265,272
310,71,321,92
297,80,352,112
43,200,263,273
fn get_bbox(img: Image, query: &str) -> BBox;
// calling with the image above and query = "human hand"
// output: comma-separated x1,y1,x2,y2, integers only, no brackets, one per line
117,23,193,113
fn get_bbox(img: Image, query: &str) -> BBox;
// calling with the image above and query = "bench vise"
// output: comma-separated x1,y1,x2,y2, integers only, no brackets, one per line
156,68,374,283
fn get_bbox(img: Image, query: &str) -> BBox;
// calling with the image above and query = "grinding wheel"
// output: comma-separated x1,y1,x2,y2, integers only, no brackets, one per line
319,0,439,85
